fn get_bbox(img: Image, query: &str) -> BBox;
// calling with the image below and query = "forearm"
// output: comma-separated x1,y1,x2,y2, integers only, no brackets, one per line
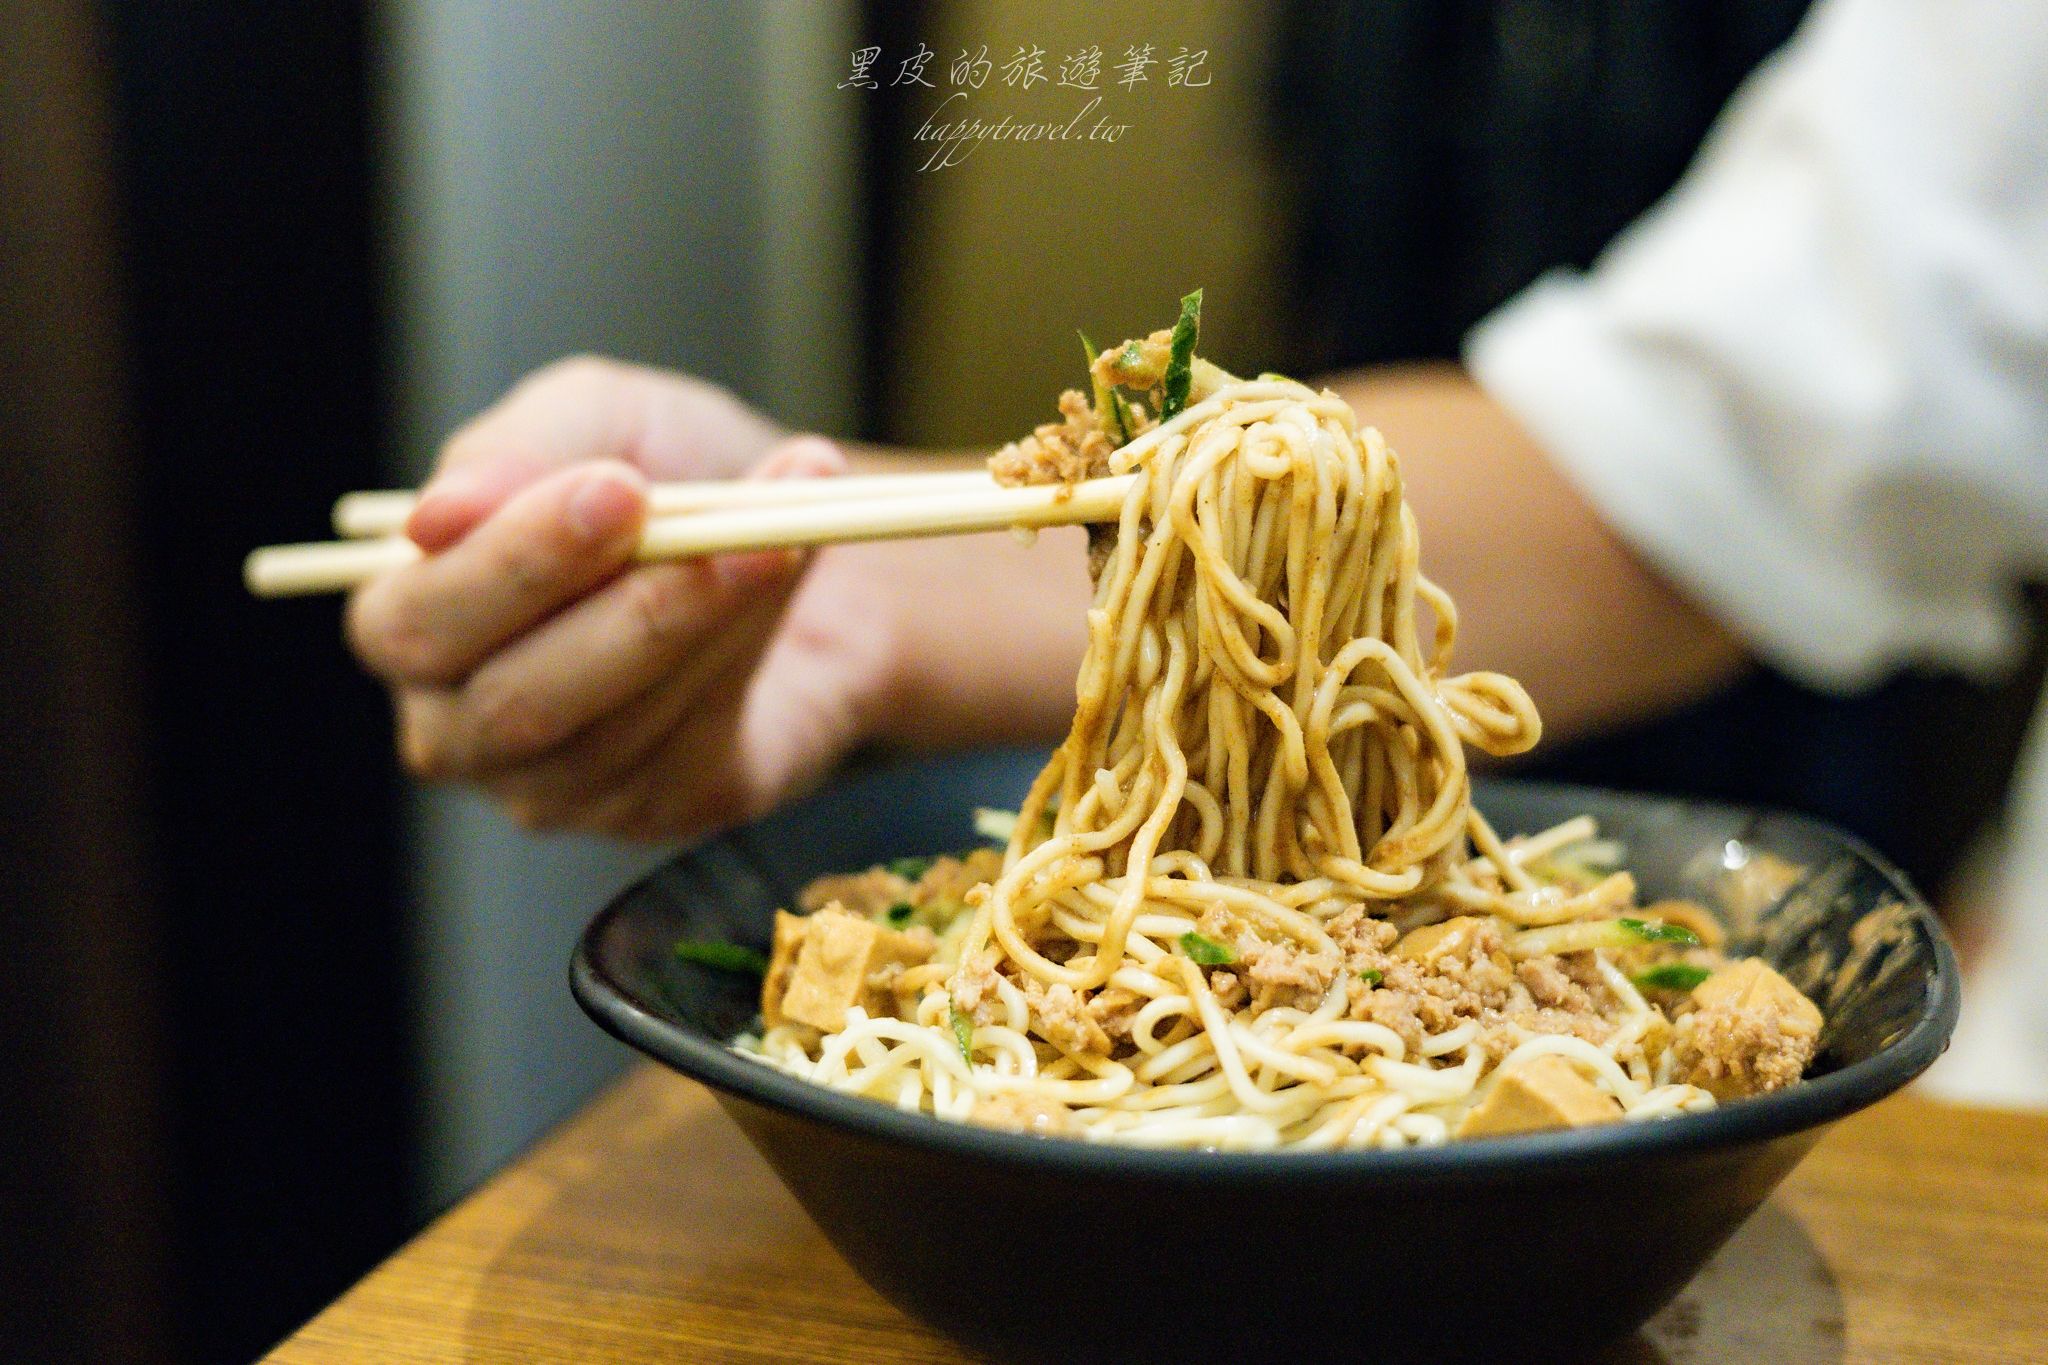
1333,362,1749,740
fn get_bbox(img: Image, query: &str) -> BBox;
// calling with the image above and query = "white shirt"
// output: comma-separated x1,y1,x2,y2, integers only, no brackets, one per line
1465,0,2048,1103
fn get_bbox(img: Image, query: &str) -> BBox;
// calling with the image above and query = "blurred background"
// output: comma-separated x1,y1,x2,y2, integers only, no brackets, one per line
3,1,2039,1360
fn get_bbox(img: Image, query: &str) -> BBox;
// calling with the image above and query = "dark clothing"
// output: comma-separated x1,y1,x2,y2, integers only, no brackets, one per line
1275,1,1812,368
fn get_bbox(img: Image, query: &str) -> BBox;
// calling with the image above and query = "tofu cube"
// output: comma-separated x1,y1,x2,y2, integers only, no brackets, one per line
765,907,932,1033
1692,958,1823,1036
1455,1054,1624,1139
760,910,811,1027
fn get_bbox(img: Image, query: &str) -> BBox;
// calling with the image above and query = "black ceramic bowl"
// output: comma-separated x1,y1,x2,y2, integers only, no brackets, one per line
572,749,1958,1364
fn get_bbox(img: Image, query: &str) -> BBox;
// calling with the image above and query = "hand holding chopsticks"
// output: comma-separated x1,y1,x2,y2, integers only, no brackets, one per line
244,469,1133,597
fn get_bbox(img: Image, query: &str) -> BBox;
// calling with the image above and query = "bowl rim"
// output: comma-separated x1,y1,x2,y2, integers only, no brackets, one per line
571,771,1961,1184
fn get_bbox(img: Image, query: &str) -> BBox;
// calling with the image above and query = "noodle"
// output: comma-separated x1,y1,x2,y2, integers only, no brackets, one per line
738,330,1821,1150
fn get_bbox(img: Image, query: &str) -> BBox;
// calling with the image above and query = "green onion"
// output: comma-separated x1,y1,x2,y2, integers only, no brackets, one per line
1180,931,1237,966
884,902,915,928
673,939,769,976
1633,963,1712,992
1359,968,1384,986
886,856,935,881
949,1005,975,1063
1160,289,1203,421
1620,917,1703,946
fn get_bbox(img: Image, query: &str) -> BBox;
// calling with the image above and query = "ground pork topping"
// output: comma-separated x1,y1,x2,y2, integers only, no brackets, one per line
948,948,1004,1025
1083,987,1143,1042
798,867,912,917
988,368,1172,579
1515,955,1578,1008
1326,909,1623,1059
1475,1006,1620,1060
1024,978,1112,1056
1186,906,1341,1013
1669,960,1823,1099
1240,940,1342,1013
988,389,1118,487
1207,971,1248,1010
1328,907,1400,957
912,849,1004,908
1672,1006,1818,1098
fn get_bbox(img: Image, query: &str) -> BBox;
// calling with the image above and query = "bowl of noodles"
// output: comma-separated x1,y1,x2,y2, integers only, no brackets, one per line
572,303,1957,1361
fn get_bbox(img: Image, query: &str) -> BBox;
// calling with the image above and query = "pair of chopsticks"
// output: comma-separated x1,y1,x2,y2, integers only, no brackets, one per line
243,468,1134,597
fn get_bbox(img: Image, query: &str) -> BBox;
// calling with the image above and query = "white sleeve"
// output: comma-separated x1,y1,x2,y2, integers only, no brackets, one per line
1465,0,2048,692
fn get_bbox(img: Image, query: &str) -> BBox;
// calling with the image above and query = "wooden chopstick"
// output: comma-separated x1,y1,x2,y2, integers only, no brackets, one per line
330,468,1001,538
246,472,1136,597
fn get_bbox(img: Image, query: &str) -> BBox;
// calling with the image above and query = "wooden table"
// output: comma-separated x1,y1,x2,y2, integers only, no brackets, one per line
269,1066,2048,1364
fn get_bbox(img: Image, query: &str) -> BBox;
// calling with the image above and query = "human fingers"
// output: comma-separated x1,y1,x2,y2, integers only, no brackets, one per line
392,434,844,779
466,586,800,831
347,460,646,686
396,553,799,780
408,356,784,551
